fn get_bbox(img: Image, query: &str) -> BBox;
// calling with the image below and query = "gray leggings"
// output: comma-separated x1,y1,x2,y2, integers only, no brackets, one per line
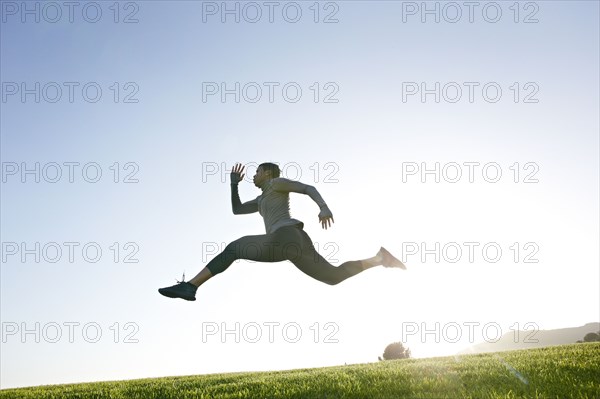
206,224,365,285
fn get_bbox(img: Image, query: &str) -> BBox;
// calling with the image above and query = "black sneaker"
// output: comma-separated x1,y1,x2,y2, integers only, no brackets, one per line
379,247,407,270
158,274,197,301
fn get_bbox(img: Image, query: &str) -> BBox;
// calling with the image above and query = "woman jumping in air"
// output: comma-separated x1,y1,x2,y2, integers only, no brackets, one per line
158,162,406,301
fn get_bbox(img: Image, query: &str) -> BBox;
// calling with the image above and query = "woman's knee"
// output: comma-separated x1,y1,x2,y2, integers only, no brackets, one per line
303,269,345,285
223,240,244,260
322,275,345,285
227,235,274,262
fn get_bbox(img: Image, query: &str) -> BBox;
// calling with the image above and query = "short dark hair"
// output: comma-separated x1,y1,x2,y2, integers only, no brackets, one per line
259,162,280,178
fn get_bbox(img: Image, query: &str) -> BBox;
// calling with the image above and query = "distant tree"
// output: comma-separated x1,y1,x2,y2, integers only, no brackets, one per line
380,342,411,361
576,331,600,343
583,332,600,342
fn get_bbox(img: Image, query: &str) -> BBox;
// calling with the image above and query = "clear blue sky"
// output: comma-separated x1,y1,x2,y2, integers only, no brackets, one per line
1,0,598,389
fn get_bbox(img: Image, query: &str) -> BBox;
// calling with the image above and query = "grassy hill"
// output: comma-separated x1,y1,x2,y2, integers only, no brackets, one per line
2,343,599,399
460,322,600,354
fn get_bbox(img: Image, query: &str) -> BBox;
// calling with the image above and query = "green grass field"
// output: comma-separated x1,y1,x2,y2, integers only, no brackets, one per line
2,343,599,399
